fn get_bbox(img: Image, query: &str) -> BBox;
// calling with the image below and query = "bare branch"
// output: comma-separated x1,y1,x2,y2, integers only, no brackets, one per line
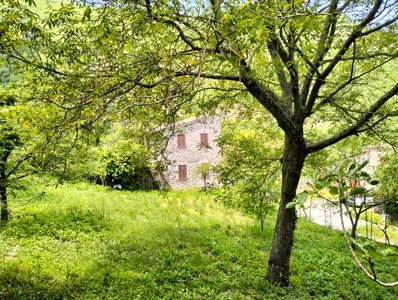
307,81,398,153
305,0,386,116
6,154,33,179
301,0,339,110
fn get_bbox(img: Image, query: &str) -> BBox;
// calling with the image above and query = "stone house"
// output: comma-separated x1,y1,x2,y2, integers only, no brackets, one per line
357,146,383,178
160,115,383,191
297,146,383,193
160,115,222,189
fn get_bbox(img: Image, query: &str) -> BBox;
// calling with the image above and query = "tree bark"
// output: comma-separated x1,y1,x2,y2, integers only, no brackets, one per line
0,152,9,222
351,213,360,240
266,134,306,286
0,186,7,221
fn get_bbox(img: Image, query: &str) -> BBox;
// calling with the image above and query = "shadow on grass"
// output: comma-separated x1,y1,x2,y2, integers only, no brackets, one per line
0,207,108,239
0,205,275,299
1,206,398,299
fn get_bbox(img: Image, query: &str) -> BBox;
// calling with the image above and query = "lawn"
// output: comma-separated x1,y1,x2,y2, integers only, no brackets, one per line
0,179,397,299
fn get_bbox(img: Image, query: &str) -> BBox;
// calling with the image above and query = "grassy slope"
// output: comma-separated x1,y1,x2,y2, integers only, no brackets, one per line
0,180,397,299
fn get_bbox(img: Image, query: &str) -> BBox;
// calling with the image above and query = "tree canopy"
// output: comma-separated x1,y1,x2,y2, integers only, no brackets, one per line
2,0,398,286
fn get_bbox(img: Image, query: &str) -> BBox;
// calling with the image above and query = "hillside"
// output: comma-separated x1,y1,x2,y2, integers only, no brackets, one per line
0,179,397,299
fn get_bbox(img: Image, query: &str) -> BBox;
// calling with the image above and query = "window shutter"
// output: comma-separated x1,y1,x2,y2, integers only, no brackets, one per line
177,134,186,148
178,165,187,180
200,133,209,146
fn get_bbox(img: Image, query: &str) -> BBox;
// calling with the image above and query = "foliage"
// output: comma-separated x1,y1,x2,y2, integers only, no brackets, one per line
375,150,398,224
313,161,378,200
384,203,398,224
194,161,211,190
0,180,398,298
0,98,21,156
303,134,372,179
289,159,398,286
3,0,398,286
216,115,282,230
195,161,211,178
0,92,33,221
96,139,153,190
289,160,379,238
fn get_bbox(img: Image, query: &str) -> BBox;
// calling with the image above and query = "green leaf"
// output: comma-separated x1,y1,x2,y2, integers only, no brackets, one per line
342,186,350,192
349,187,367,196
362,241,382,259
348,163,357,173
359,171,371,181
286,191,309,209
328,185,339,195
350,238,366,253
82,6,92,22
310,170,319,183
26,0,36,6
379,248,398,257
286,201,297,209
357,160,369,171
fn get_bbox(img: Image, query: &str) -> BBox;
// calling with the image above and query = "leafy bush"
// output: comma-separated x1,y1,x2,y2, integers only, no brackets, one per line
375,150,398,224
97,140,156,190
215,116,282,230
384,202,398,224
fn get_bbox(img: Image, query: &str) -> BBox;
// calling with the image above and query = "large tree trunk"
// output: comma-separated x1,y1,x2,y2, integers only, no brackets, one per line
0,185,7,221
0,153,9,222
266,135,306,286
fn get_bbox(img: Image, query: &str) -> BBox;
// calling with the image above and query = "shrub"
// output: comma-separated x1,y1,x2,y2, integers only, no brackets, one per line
97,141,156,190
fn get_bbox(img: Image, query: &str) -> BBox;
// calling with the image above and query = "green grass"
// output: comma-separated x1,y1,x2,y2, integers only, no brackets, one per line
357,223,398,245
1,180,398,299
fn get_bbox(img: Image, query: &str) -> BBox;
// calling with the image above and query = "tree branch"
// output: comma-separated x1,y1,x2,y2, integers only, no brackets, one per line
307,81,398,153
304,0,385,116
238,59,293,132
301,0,339,110
311,55,396,114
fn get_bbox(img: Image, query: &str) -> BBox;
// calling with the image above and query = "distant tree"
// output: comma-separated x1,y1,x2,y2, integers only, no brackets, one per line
0,97,21,220
0,92,36,221
94,129,155,189
216,114,282,231
375,150,398,224
195,162,212,191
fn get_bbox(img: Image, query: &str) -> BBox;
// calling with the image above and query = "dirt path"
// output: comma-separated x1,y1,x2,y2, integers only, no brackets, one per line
299,200,397,246
298,200,366,230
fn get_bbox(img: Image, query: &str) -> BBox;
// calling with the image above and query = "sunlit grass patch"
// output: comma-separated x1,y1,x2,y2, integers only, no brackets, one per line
357,224,398,245
0,180,398,299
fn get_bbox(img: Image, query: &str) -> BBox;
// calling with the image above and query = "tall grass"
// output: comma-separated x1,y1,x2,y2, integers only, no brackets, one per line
0,179,397,299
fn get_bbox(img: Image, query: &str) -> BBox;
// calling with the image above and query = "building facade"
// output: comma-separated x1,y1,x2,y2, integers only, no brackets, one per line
162,115,221,189
357,146,383,177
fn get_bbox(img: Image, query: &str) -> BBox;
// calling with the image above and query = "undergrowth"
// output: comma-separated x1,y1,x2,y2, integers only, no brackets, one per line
0,178,397,299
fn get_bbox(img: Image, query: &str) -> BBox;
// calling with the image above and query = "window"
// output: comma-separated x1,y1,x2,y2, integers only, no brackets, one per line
350,179,361,188
177,134,186,148
178,164,188,180
200,133,209,146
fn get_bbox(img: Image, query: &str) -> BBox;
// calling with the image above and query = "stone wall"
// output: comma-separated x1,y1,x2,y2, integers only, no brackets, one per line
163,115,221,189
357,146,383,177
